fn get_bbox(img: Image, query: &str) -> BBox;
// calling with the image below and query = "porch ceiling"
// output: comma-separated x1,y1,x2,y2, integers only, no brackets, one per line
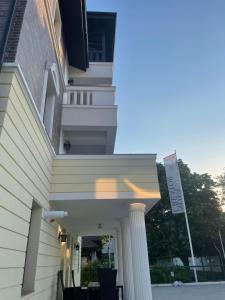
51,197,159,236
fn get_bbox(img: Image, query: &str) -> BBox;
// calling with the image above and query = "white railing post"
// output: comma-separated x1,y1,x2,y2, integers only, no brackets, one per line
87,91,90,105
80,91,84,105
63,92,68,104
73,91,77,105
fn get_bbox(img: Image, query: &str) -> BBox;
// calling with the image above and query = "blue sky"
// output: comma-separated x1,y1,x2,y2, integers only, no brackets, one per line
87,0,225,176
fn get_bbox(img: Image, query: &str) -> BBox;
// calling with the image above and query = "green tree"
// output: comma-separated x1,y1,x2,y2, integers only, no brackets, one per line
146,160,224,266
217,169,225,206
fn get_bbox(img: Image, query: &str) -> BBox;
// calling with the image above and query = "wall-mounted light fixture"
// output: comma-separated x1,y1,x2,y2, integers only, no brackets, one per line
58,231,68,243
75,242,80,251
64,141,71,153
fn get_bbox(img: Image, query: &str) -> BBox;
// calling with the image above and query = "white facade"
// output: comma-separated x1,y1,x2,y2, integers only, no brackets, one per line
0,1,161,300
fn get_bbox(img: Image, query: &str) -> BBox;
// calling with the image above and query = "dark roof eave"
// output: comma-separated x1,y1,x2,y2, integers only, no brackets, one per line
59,0,89,71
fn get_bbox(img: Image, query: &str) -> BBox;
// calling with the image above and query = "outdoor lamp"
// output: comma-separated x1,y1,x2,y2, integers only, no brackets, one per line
75,242,80,251
58,232,67,243
64,141,71,153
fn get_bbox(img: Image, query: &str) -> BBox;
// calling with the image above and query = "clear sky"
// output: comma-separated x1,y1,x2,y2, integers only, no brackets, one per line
87,0,225,176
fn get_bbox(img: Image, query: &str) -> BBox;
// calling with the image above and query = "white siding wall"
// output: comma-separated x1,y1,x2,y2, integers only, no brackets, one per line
0,69,61,300
51,156,160,200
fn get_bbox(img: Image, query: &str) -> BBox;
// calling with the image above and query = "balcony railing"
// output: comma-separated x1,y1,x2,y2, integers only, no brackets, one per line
89,50,105,62
64,86,115,106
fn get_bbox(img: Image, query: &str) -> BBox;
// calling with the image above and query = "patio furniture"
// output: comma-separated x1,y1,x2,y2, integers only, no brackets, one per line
97,268,118,300
57,270,88,300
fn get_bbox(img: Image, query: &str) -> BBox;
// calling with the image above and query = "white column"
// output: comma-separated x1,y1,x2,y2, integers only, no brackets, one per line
121,218,135,300
129,203,152,300
114,235,119,272
115,227,124,285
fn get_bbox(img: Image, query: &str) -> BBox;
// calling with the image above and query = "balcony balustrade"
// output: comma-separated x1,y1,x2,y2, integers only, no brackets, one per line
64,86,115,107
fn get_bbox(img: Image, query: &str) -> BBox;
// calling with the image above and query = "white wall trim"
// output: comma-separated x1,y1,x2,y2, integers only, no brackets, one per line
62,104,117,110
40,69,49,119
2,63,56,157
49,192,160,201
66,86,116,92
54,154,157,160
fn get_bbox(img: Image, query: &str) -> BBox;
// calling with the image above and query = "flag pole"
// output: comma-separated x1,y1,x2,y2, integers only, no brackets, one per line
175,152,198,282
182,188,198,282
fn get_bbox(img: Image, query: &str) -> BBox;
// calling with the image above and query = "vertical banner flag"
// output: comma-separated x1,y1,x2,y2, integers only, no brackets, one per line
164,153,198,282
163,153,185,214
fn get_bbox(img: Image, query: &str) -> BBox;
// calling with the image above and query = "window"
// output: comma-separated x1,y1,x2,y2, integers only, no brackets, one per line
43,81,55,139
41,63,59,139
22,201,42,296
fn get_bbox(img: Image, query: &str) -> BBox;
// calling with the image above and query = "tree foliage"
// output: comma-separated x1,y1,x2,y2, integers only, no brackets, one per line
217,169,225,206
146,160,225,265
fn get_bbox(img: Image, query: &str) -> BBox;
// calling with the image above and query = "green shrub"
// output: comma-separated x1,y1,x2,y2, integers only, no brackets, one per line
150,265,192,284
81,259,110,286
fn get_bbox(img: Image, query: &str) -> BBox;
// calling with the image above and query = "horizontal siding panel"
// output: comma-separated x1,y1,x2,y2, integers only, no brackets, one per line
4,97,51,182
36,266,59,281
0,285,21,300
0,165,32,208
53,158,156,167
51,182,159,193
38,243,60,257
52,165,156,175
37,254,60,267
40,220,58,239
52,174,158,184
0,127,50,197
39,230,60,249
24,283,57,300
0,144,48,208
0,268,23,289
0,206,29,236
1,109,50,192
0,227,27,251
0,186,31,222
11,75,53,164
34,275,57,291
0,248,25,268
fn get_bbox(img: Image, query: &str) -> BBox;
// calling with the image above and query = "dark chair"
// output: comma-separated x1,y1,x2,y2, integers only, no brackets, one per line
57,270,88,300
97,268,118,300
71,270,88,300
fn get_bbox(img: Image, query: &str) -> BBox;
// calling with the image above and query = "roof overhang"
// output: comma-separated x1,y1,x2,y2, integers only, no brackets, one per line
59,0,89,71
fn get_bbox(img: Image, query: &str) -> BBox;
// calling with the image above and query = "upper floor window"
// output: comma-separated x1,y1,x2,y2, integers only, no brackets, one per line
41,64,60,140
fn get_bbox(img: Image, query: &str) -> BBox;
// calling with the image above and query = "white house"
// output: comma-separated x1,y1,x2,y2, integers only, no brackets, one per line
0,1,160,299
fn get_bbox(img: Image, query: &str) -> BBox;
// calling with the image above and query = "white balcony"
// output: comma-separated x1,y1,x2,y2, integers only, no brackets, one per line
61,86,117,155
68,62,113,86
